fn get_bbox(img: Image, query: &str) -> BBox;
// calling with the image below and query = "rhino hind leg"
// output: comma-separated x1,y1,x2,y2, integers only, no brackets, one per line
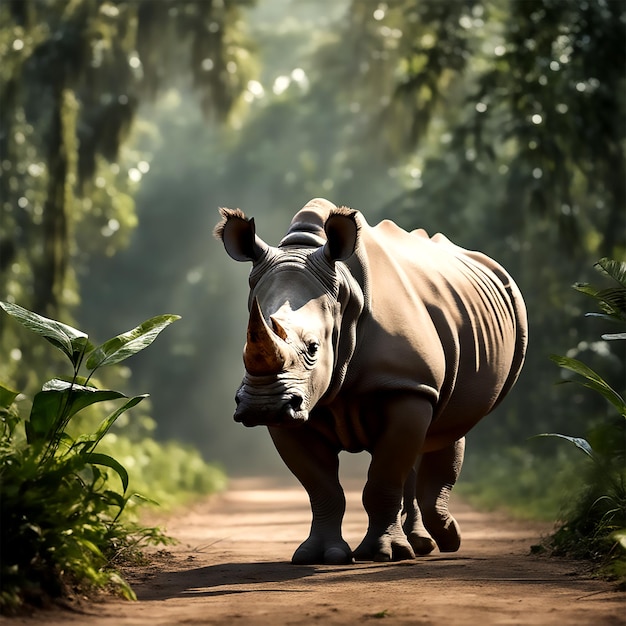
402,465,437,555
415,438,465,552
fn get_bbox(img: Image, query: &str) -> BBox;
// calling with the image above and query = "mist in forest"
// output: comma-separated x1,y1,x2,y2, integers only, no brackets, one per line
2,0,624,476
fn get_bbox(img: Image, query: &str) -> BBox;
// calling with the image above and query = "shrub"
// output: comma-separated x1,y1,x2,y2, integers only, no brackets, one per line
0,303,219,612
536,259,626,585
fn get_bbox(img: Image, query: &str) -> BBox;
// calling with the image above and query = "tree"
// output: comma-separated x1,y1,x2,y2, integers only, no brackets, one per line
0,0,254,315
310,0,626,448
106,0,624,471
0,0,255,388
336,0,625,256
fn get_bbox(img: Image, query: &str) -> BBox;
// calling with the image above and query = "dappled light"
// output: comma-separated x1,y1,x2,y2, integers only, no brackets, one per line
1,0,624,611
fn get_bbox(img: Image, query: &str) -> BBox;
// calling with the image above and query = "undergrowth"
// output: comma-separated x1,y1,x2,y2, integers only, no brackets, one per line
0,302,225,613
538,259,626,586
460,259,625,587
458,444,587,522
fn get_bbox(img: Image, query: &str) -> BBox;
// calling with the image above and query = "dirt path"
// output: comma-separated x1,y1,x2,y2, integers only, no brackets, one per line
10,477,625,626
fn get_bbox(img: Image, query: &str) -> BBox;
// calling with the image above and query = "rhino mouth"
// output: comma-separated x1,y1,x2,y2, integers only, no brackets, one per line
234,388,309,427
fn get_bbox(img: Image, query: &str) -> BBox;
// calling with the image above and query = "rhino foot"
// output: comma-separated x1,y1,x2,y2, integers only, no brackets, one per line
353,532,415,562
292,537,354,565
426,514,461,553
407,532,437,556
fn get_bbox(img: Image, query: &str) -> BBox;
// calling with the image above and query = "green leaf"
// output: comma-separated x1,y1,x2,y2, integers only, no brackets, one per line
85,452,129,493
102,489,128,510
550,355,626,417
584,312,619,322
0,301,93,366
86,314,181,370
0,383,19,409
75,537,105,559
531,433,595,458
595,258,626,288
573,282,599,298
107,572,137,601
28,380,126,443
87,394,148,453
574,258,626,320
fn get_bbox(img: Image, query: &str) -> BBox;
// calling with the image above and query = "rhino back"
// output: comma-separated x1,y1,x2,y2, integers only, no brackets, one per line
342,217,527,439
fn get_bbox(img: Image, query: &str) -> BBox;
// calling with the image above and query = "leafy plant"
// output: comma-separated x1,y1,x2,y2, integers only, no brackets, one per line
0,302,179,613
534,258,626,584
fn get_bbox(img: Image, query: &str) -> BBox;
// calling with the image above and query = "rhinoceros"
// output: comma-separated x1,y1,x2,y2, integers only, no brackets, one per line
214,198,527,565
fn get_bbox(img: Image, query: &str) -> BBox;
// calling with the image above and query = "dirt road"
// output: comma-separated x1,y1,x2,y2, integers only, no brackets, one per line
10,477,625,625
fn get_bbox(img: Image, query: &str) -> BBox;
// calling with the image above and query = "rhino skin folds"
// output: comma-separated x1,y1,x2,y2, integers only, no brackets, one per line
215,197,528,565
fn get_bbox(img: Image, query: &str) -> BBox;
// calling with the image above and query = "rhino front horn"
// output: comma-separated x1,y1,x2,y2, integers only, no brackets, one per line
243,297,288,375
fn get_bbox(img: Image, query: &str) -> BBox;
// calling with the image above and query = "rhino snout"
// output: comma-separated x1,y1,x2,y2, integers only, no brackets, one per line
234,390,306,427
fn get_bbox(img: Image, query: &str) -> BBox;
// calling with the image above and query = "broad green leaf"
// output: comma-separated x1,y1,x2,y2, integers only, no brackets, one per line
55,375,95,387
575,286,626,320
87,394,148,453
575,258,626,320
24,419,35,443
0,383,19,409
0,301,92,365
103,489,128,510
85,452,129,493
532,433,595,458
28,380,126,443
550,355,626,417
573,282,599,298
595,258,626,287
86,314,181,370
594,288,626,319
75,537,105,559
107,572,137,601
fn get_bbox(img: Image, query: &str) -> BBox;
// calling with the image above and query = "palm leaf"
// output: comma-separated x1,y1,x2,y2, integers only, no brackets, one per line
595,258,626,287
550,355,626,417
531,433,595,459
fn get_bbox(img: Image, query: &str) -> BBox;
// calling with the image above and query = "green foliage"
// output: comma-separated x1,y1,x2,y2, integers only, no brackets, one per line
0,302,223,612
362,0,626,255
536,259,626,584
458,443,587,521
2,0,624,493
0,0,256,400
72,0,625,475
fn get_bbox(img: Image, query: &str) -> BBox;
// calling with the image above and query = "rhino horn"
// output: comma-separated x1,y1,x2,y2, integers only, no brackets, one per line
244,297,288,375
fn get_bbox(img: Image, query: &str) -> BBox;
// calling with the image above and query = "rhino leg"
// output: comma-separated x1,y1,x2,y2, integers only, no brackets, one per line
402,464,437,555
415,437,465,552
268,425,353,565
353,394,432,562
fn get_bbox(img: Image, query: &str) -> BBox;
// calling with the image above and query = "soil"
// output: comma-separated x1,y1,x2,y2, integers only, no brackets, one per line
7,476,625,626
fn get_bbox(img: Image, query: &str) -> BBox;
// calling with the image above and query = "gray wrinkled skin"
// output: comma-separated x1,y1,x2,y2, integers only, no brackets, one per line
215,198,528,565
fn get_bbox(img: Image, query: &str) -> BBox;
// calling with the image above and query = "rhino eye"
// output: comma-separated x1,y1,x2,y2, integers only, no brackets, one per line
306,340,319,357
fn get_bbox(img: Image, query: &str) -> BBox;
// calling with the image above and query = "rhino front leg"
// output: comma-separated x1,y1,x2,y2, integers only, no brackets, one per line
353,394,432,562
268,425,353,565
416,437,465,552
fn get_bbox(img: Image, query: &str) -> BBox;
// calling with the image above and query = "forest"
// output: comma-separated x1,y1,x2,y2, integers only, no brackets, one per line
0,0,625,609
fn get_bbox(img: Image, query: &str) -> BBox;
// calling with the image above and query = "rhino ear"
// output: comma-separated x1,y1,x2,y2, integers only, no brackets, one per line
323,208,359,262
214,208,268,263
